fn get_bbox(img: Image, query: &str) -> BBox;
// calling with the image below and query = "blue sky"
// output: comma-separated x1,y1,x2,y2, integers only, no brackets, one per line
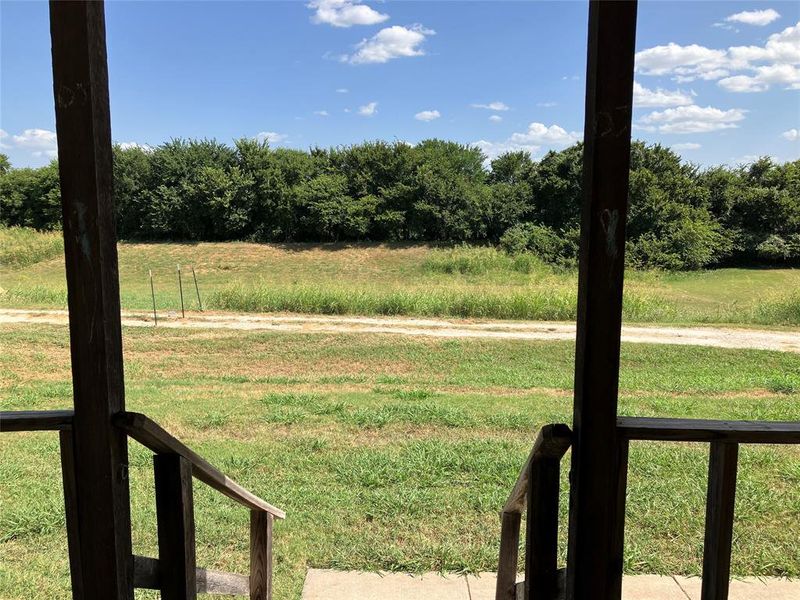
2,1,798,169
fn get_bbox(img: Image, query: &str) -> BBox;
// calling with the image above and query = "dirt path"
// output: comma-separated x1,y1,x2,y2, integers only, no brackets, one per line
1,308,798,353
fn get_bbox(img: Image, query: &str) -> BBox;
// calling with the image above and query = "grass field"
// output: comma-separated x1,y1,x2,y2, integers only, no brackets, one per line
1,323,799,599
1,228,799,325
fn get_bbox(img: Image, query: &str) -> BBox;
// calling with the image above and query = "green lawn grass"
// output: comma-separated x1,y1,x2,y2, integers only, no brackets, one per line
1,230,798,325
1,324,798,599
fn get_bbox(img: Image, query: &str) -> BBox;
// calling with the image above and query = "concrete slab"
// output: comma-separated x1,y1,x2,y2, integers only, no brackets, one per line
622,575,689,600
303,569,800,600
675,576,800,600
464,572,523,600
464,573,688,600
302,568,469,600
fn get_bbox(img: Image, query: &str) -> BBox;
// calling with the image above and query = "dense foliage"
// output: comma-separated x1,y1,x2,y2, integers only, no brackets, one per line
1,139,798,270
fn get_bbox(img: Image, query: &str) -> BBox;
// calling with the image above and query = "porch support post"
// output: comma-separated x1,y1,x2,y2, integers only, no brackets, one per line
49,1,133,598
565,2,638,599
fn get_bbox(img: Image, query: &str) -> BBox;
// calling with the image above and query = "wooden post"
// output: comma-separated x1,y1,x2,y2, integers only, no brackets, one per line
59,430,84,600
191,266,203,311
525,457,561,600
701,442,738,600
49,2,133,598
250,510,274,600
154,454,197,600
495,511,521,600
150,269,158,326
177,264,185,318
566,2,638,599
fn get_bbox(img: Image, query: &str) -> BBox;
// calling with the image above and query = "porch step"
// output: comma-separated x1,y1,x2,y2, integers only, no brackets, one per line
301,569,799,600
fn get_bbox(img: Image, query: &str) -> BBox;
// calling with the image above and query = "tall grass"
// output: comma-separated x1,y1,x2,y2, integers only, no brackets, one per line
750,292,800,326
0,286,68,307
0,226,63,269
421,246,550,276
208,283,674,322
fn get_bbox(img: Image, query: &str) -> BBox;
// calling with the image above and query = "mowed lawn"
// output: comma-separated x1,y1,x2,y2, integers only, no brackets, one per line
1,324,799,600
1,237,799,325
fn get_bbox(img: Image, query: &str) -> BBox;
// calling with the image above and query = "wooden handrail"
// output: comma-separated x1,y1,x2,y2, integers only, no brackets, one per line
617,417,800,444
0,410,74,431
503,424,572,514
497,424,572,600
115,412,285,519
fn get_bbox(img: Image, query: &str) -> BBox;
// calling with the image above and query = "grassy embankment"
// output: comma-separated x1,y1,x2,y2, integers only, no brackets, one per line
1,227,798,325
1,323,799,599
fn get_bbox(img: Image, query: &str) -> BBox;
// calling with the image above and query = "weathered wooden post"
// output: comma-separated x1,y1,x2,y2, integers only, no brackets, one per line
49,1,133,597
177,264,185,318
565,1,638,599
150,269,158,326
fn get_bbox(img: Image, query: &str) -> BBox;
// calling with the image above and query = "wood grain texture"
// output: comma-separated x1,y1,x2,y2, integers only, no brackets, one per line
608,439,630,600
503,424,571,514
250,510,273,600
701,443,739,600
59,430,84,599
1,410,74,432
525,455,562,600
495,511,521,600
617,417,800,444
49,1,133,597
116,412,285,518
154,454,197,600
566,2,638,599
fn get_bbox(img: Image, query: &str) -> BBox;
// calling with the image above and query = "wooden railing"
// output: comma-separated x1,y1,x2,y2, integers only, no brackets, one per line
498,418,800,600
496,424,572,600
0,410,285,599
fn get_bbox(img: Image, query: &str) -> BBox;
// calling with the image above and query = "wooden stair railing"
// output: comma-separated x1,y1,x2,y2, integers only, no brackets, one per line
495,424,572,600
1,410,285,599
499,418,800,600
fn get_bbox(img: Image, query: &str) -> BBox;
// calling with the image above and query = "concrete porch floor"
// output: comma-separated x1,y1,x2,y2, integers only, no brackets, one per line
301,569,799,600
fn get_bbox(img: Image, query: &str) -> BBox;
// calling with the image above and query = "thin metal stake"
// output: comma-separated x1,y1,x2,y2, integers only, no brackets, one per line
191,266,203,311
149,269,157,326
177,264,185,319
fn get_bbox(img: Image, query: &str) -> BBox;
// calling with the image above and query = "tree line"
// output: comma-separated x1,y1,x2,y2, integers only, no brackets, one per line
1,139,798,270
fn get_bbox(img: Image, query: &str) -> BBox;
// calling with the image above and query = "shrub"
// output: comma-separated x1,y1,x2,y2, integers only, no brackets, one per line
499,223,577,266
756,234,800,263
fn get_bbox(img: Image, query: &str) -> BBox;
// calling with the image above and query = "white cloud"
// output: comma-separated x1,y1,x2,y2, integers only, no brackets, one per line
118,142,153,152
471,101,510,111
635,22,800,92
726,9,781,27
308,0,388,28
672,142,701,151
314,110,330,117
510,122,581,145
536,101,557,108
782,128,800,141
633,82,695,107
472,140,540,162
4,128,58,157
336,88,349,93
716,75,769,92
640,105,746,134
345,25,434,65
358,101,378,117
414,110,440,122
635,43,729,79
256,131,288,144
473,121,580,163
719,63,800,92
489,115,503,123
